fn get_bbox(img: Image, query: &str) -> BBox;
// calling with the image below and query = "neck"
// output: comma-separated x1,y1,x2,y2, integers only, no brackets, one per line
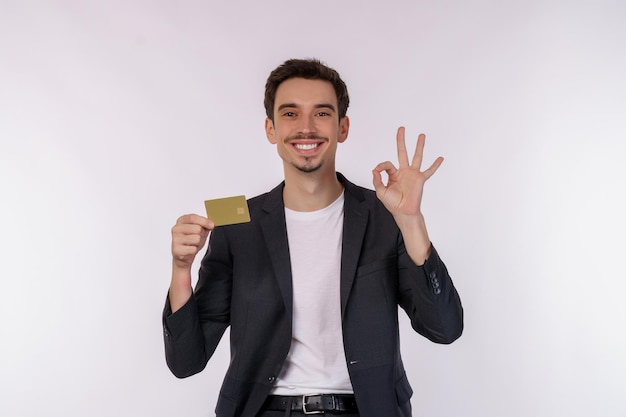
283,169,343,212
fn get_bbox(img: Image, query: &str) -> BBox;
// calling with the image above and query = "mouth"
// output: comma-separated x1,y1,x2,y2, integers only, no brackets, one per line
288,136,326,154
293,143,321,151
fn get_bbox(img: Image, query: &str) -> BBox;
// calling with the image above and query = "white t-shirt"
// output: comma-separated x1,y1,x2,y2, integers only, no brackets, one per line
271,192,353,395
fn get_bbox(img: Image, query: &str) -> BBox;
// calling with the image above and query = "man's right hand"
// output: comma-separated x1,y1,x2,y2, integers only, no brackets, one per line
169,214,214,312
171,214,214,270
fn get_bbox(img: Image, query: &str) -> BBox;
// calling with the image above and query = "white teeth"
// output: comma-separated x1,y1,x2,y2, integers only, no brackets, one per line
294,143,318,150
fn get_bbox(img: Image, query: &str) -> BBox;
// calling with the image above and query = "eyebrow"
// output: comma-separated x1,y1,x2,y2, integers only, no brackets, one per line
277,103,337,112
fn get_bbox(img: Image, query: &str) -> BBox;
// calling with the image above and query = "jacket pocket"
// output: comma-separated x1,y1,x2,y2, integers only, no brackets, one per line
356,257,397,278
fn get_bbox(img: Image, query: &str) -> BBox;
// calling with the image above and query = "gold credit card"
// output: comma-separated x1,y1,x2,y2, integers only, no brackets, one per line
204,195,251,226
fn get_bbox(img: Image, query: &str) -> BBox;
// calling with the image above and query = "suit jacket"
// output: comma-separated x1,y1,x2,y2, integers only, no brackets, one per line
163,173,463,417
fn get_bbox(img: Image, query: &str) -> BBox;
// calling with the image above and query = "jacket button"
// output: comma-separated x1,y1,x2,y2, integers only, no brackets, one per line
434,288,442,295
268,376,276,383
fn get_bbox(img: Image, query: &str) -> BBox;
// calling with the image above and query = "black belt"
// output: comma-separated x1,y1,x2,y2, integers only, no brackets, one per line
263,394,358,414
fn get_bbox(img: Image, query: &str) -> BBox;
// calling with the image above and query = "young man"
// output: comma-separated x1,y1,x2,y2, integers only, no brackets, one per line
164,59,463,417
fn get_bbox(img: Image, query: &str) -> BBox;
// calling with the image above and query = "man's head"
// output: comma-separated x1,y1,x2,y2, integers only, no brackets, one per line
264,58,350,123
264,59,350,176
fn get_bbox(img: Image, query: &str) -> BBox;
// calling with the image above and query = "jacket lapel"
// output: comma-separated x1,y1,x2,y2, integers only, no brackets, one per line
339,174,369,318
259,182,294,323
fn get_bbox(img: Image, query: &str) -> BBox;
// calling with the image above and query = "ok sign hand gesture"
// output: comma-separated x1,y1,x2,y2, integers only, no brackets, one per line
372,127,443,219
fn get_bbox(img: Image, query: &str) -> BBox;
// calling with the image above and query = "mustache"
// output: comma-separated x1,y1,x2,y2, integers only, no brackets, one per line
286,134,328,141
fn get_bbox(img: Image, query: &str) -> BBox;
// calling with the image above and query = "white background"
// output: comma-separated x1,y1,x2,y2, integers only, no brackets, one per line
1,1,625,416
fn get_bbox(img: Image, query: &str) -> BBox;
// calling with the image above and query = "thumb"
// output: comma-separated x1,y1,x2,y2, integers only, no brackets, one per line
372,168,384,192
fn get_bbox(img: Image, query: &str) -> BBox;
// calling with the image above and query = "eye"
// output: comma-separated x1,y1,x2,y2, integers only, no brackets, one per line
283,111,296,117
317,111,330,117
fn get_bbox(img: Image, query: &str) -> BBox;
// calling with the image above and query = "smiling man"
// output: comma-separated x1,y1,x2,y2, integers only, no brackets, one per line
265,76,349,211
163,58,463,417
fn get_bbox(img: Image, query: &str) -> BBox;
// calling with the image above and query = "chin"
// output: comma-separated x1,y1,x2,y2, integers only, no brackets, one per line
293,162,323,173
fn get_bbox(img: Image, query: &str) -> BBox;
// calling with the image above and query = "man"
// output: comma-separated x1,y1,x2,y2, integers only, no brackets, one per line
163,58,463,417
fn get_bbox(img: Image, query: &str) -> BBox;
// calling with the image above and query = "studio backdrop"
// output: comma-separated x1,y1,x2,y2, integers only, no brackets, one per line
1,1,625,416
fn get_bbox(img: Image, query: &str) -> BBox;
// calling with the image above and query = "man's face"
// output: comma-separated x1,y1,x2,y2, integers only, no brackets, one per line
265,78,349,175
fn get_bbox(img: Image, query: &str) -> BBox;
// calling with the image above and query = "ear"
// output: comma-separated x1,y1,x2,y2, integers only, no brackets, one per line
338,116,350,143
265,118,277,144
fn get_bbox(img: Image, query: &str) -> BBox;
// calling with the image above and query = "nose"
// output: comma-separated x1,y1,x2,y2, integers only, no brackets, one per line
297,113,316,135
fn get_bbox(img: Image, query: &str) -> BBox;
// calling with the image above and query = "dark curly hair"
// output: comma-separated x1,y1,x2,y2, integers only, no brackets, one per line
264,58,350,122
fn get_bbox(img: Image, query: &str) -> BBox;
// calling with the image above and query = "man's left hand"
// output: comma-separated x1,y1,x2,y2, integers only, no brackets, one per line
372,127,443,218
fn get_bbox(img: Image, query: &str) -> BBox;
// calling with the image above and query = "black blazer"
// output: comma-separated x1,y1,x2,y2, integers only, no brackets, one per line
163,173,463,417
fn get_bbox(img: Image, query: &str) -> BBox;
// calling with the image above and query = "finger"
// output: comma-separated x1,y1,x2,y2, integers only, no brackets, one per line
172,233,209,259
373,161,398,176
372,168,385,194
176,214,214,230
180,213,214,229
175,233,206,247
410,133,426,170
171,224,211,242
423,156,444,180
396,126,409,168
172,223,205,235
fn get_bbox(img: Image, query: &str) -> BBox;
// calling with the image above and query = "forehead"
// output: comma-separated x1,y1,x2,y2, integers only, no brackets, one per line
274,78,337,108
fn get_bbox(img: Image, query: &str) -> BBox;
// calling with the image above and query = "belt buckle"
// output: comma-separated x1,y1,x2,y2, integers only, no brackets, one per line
302,394,326,414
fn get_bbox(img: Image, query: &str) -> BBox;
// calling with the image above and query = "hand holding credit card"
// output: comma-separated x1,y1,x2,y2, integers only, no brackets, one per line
204,195,251,226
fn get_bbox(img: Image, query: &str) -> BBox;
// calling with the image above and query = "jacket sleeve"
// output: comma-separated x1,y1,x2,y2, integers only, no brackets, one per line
162,226,232,378
397,242,464,344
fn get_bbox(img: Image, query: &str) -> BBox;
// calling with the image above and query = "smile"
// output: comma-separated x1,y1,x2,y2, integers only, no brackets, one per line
294,143,320,150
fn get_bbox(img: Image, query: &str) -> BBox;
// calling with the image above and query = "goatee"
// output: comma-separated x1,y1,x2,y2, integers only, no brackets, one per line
293,159,323,173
